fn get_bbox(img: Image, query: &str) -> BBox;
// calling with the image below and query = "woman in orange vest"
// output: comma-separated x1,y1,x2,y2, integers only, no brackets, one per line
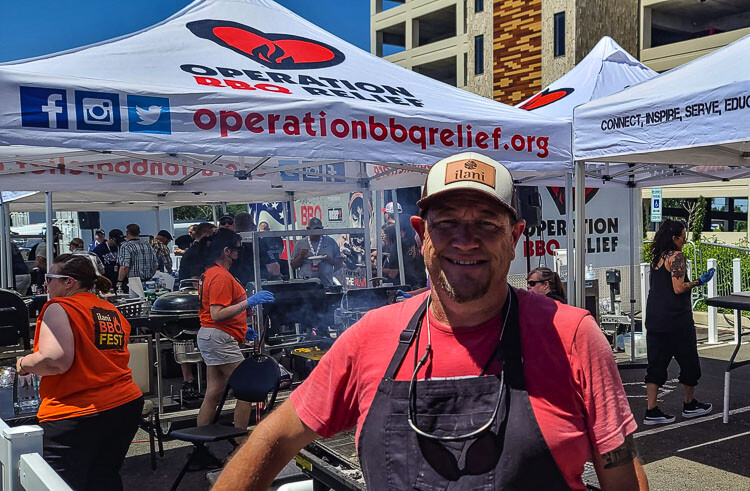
15,254,143,490
196,228,274,429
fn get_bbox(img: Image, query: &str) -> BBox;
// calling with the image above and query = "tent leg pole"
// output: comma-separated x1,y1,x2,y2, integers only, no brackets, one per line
0,201,7,289
629,185,637,362
5,204,13,288
211,205,218,226
565,172,574,305
360,163,373,288
155,206,161,233
574,161,586,308
375,192,383,279
391,190,406,287
45,192,54,265
285,193,295,280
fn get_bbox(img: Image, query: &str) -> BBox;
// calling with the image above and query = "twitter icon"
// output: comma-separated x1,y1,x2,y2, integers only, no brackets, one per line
127,95,171,134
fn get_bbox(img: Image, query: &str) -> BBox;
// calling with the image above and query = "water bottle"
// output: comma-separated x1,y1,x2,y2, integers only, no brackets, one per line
116,282,124,296
585,264,595,280
15,373,40,413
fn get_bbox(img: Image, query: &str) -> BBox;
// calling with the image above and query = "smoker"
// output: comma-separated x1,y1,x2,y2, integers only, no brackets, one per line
261,279,341,344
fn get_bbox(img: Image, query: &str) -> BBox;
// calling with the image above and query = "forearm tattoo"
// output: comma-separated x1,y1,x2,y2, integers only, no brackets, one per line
601,434,638,469
669,252,687,280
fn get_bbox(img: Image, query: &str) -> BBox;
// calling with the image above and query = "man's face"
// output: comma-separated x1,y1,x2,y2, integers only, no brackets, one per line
157,235,170,245
418,191,525,305
188,226,196,240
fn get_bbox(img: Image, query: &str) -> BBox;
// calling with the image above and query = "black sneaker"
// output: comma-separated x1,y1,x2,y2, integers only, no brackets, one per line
682,399,712,419
643,406,676,425
181,380,202,401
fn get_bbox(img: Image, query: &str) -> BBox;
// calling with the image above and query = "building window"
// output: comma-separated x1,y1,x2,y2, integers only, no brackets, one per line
554,12,565,57
474,35,484,74
475,0,483,12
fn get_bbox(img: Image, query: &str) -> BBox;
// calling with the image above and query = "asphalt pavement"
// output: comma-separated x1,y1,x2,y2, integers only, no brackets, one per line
120,331,750,490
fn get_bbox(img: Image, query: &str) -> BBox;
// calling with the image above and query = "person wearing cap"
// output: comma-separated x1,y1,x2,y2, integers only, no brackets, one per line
152,230,174,274
88,229,106,252
382,201,403,227
218,215,235,231
290,217,344,288
215,152,646,491
93,229,125,288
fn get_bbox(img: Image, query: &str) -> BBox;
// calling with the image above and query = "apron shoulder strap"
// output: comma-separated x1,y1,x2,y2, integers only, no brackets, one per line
500,288,526,389
383,297,429,380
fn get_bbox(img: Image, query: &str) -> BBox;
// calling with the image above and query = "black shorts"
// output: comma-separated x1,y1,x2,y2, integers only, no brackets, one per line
41,396,143,491
645,328,701,387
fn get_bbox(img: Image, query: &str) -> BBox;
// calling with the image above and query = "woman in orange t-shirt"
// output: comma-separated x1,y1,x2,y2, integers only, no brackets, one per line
196,229,274,429
16,254,143,490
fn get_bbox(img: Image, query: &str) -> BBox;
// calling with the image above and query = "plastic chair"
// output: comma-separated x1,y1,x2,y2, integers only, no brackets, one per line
167,354,281,490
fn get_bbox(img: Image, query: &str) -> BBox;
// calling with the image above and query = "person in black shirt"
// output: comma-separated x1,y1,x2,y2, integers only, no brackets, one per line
174,225,196,256
643,219,715,425
28,226,62,261
93,229,125,287
229,213,257,287
382,223,426,290
11,242,31,295
178,222,216,282
526,267,567,303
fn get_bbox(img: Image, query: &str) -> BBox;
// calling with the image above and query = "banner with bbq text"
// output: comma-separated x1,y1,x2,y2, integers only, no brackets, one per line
0,0,570,189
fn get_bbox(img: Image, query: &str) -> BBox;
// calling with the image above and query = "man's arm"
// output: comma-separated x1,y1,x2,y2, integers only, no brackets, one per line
213,399,319,490
592,434,648,490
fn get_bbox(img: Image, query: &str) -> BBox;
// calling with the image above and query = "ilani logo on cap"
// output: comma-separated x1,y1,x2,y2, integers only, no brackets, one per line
444,159,496,189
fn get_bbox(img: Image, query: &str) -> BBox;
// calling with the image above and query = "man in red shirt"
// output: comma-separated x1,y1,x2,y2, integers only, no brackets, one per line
216,152,647,490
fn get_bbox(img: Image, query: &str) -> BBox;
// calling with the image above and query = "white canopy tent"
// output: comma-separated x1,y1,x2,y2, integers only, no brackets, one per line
0,0,573,288
515,36,658,307
573,34,750,353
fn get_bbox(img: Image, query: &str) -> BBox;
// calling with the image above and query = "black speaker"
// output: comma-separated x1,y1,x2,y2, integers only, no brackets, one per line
77,212,100,230
517,186,542,228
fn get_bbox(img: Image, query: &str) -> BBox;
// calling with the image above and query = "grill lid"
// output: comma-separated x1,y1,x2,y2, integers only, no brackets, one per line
151,290,200,314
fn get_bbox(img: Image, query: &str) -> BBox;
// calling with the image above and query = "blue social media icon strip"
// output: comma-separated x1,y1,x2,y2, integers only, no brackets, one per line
20,87,69,129
127,95,171,134
74,91,121,131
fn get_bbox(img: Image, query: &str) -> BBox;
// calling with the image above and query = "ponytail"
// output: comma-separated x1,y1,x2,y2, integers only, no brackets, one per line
94,275,113,294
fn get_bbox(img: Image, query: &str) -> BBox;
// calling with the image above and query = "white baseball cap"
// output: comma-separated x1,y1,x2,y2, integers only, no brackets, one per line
381,202,403,214
417,152,517,219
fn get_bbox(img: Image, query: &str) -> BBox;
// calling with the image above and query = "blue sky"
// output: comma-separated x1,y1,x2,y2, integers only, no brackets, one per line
0,0,370,63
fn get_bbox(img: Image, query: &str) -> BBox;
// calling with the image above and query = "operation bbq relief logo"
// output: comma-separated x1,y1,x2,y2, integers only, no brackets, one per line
181,19,425,108
92,307,126,350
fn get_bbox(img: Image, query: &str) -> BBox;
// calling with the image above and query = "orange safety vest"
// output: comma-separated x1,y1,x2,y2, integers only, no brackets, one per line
34,292,142,422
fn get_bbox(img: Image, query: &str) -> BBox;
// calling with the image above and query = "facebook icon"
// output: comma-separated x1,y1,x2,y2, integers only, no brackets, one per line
20,87,69,129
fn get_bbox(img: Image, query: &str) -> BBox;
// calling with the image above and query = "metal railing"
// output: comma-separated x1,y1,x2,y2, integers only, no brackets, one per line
0,418,70,490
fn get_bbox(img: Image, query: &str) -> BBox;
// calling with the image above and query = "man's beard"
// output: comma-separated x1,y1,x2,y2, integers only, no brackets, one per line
435,269,492,303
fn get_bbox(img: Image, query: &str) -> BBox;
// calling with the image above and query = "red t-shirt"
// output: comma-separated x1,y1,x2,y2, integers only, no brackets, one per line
290,289,637,490
199,265,248,342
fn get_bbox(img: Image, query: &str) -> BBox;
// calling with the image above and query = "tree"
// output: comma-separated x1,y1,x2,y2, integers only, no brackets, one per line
691,196,707,242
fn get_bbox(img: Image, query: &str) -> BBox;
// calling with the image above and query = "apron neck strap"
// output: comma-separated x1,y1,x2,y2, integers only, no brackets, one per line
383,297,429,380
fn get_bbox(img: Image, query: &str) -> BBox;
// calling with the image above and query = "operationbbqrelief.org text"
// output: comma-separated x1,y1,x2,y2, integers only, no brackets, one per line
192,109,551,157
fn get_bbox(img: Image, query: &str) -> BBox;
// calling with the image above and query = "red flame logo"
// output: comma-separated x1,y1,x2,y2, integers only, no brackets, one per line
546,186,599,215
187,20,346,69
519,88,574,111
